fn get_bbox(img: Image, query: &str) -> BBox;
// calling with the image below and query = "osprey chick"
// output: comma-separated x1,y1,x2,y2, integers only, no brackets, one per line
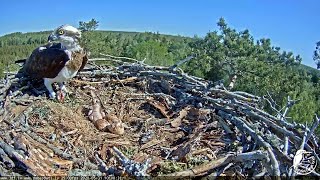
22,25,88,99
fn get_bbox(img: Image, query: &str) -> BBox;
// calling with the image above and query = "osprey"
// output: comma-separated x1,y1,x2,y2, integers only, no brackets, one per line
21,25,88,99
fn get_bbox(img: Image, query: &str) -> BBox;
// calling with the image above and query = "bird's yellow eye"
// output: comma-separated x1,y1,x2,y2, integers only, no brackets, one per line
58,30,64,35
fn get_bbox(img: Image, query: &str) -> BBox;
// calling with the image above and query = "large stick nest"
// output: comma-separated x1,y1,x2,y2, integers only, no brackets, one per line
0,54,319,178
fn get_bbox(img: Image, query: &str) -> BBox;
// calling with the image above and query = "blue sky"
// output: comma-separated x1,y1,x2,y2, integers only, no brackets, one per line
0,0,319,67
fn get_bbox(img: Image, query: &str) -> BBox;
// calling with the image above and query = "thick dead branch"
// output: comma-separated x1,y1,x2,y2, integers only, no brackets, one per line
211,88,259,103
218,110,280,176
306,114,320,144
112,147,151,176
0,146,15,168
164,150,268,176
94,153,110,175
0,54,319,177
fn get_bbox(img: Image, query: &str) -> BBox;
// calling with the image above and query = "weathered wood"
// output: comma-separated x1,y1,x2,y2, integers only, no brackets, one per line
306,115,320,144
218,110,280,176
164,150,268,176
0,54,319,177
112,146,151,176
0,147,15,168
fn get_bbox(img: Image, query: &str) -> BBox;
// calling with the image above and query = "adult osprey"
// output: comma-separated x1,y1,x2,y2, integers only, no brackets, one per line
21,25,88,99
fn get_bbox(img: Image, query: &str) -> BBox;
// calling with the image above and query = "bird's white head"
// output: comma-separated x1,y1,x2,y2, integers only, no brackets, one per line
48,24,82,51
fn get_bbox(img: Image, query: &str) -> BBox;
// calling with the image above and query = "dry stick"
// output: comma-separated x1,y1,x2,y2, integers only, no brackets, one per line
94,153,109,174
112,146,151,176
139,69,207,88
283,136,289,155
237,98,319,149
0,147,15,168
218,110,280,176
3,71,18,76
310,135,319,148
0,140,33,175
209,163,234,178
5,63,9,85
237,109,293,163
305,114,320,144
240,107,320,163
1,55,318,176
0,79,12,98
181,72,207,87
216,116,233,134
263,95,281,115
300,123,308,150
164,150,268,176
167,55,209,87
26,130,74,160
100,53,146,64
311,171,320,176
289,123,309,177
233,99,296,130
79,61,316,144
169,56,194,70
264,92,310,138
139,71,185,82
11,98,42,105
281,96,299,121
78,70,119,77
81,62,206,90
26,130,98,169
122,92,176,101
270,96,293,156
233,91,261,100
9,85,30,97
243,110,301,143
89,58,127,64
120,64,171,71
0,163,21,176
210,88,259,103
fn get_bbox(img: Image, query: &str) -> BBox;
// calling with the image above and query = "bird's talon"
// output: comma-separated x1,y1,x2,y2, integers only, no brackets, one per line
56,90,66,103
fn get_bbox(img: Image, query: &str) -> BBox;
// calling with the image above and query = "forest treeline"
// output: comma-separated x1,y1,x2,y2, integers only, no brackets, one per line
0,18,319,133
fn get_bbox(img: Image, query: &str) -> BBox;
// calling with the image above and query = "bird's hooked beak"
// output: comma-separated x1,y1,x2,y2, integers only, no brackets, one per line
48,33,58,42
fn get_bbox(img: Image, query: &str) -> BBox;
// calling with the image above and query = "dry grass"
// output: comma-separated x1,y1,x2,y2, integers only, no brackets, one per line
0,77,226,176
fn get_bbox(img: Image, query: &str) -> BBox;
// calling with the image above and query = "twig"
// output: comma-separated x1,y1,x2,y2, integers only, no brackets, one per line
169,56,194,70
0,147,15,168
283,136,289,155
233,91,260,100
100,53,146,64
242,109,302,144
210,88,259,103
112,146,151,176
217,116,233,134
218,110,280,176
0,140,30,174
94,153,110,174
164,150,268,176
305,114,320,144
123,92,176,101
25,130,75,160
89,58,127,64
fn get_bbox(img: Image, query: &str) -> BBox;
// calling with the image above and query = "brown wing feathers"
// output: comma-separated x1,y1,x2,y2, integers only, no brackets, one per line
79,51,89,72
23,47,70,79
22,40,88,79
65,51,86,72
